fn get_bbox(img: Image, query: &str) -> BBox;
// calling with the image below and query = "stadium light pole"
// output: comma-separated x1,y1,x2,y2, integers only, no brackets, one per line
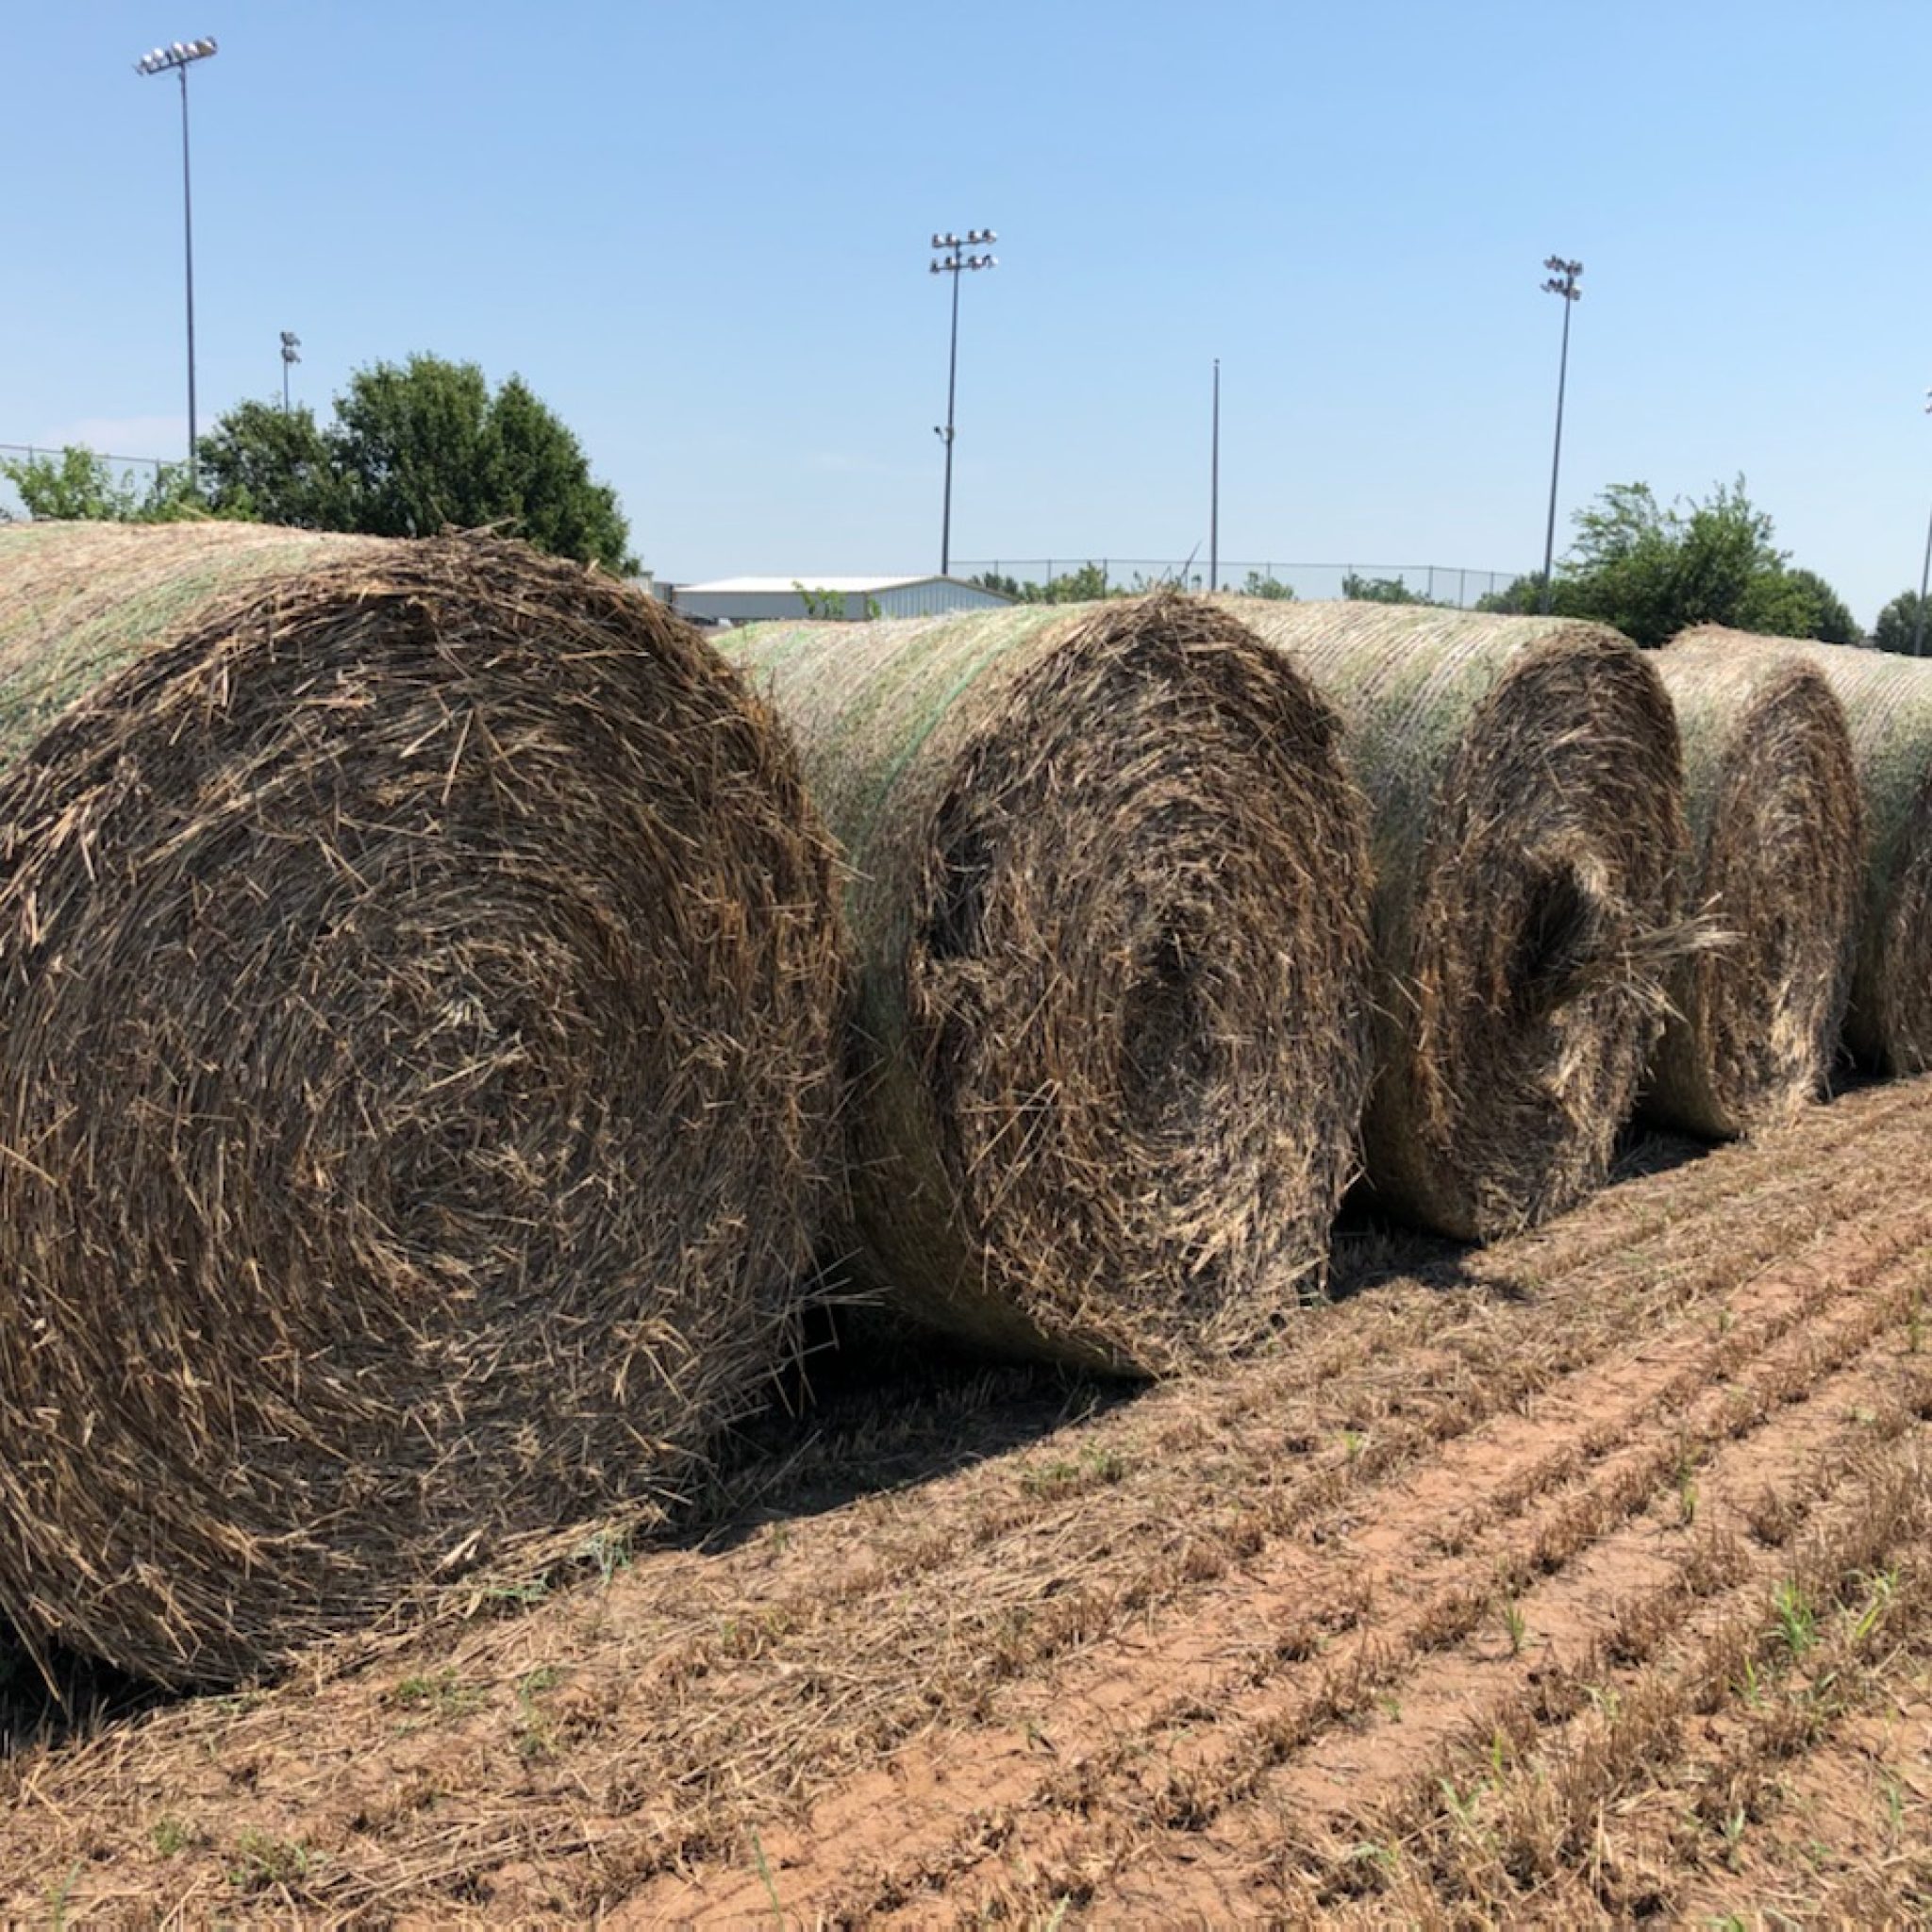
280,331,302,413
1914,389,1932,658
135,37,218,491
1538,255,1583,616
930,228,996,578
1209,358,1221,593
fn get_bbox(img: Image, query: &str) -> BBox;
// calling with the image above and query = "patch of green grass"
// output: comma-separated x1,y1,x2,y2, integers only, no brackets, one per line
749,1825,783,1924
513,1663,567,1763
1848,1569,1898,1645
1438,1774,1487,1839
1881,1772,1907,1846
151,1813,194,1856
475,1575,551,1611
1501,1598,1528,1657
575,1525,634,1586
391,1667,488,1723
45,1863,81,1930
1720,1805,1747,1870
1772,1580,1819,1659
1020,1444,1128,1496
227,1828,318,1894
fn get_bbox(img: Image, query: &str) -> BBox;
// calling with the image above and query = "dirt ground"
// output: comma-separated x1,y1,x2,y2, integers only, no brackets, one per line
3,1079,1931,1924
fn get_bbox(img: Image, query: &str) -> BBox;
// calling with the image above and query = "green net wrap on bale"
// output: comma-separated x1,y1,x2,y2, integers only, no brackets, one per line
722,595,1374,1375
1227,600,1688,1240
1643,649,1861,1136
1671,626,1932,1074
0,523,844,1688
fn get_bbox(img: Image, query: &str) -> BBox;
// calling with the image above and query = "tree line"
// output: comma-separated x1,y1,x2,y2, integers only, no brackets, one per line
12,385,1931,656
1,354,637,576
1475,477,1879,649
974,481,1932,656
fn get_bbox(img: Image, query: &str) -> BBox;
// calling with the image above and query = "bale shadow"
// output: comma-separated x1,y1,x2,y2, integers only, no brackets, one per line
1327,1207,1475,1304
675,1291,1141,1557
0,1639,168,1759
1608,1121,1714,1184
686,1190,1509,1557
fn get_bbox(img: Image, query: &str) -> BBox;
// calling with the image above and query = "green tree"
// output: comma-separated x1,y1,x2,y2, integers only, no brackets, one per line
1474,573,1561,616
1241,570,1295,601
1873,591,1932,656
0,446,203,523
1557,476,1818,649
200,355,637,574
1341,571,1434,606
196,402,342,528
1031,562,1115,604
1784,567,1862,645
970,571,1024,599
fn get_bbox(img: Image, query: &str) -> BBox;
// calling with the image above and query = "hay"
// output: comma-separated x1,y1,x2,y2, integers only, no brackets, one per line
1671,626,1932,1074
0,522,844,1688
1229,600,1688,1239
1641,650,1861,1135
723,595,1374,1374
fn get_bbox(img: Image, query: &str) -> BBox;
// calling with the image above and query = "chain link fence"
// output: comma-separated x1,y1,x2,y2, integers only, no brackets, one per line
0,444,175,525
0,449,1524,614
954,558,1524,608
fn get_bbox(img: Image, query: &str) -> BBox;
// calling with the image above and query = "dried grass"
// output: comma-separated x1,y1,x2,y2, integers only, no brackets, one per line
1230,600,1689,1239
0,522,845,1688
1642,650,1862,1136
1672,626,1932,1073
724,594,1374,1374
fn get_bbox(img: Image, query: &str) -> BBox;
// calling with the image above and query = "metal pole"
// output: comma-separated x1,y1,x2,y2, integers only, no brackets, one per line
941,259,960,577
1209,358,1220,593
283,353,291,415
1914,501,1932,656
179,64,198,491
1539,291,1572,616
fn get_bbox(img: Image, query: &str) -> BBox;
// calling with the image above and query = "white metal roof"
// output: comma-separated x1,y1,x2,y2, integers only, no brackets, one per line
675,575,953,595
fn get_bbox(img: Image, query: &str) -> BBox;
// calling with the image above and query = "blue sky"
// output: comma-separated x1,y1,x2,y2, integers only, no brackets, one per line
7,2,1932,620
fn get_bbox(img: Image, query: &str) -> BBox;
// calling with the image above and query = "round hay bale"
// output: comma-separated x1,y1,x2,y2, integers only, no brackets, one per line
0,522,844,1687
1671,626,1932,1073
1642,649,1861,1135
722,595,1374,1375
1228,600,1688,1240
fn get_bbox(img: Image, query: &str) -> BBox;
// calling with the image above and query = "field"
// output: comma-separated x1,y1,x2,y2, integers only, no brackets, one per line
3,1079,1931,1924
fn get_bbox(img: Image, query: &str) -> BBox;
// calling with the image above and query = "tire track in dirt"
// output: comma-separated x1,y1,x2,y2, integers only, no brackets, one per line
628,1144,1932,1923
1093,1330,1930,1926
908,1402,1931,1928
824,1257,1931,1925
1264,1427,1932,1926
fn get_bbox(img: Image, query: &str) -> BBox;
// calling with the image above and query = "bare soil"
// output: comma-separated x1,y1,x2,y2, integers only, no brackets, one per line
5,1081,1932,1924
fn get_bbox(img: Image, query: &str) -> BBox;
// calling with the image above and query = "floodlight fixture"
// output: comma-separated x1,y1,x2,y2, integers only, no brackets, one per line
135,36,216,75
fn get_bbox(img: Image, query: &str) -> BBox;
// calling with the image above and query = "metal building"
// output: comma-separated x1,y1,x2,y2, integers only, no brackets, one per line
666,575,1014,625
